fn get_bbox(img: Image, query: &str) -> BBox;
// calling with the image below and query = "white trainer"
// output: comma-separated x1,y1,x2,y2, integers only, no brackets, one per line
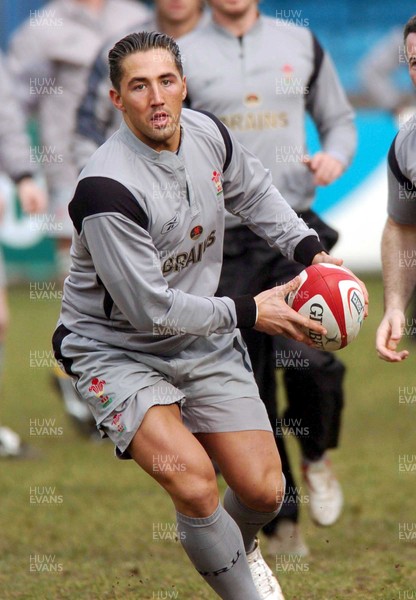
0,426,35,458
246,538,285,599
266,519,309,557
303,456,343,526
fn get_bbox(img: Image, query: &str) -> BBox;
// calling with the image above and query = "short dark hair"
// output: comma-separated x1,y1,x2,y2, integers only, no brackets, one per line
404,15,416,45
108,31,183,91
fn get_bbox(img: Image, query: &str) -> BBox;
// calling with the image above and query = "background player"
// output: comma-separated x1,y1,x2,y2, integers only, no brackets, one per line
6,0,151,436
178,0,356,554
359,25,415,119
6,0,151,279
0,51,47,457
376,15,416,362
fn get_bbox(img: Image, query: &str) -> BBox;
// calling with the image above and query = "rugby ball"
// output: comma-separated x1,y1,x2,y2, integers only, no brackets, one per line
287,263,365,351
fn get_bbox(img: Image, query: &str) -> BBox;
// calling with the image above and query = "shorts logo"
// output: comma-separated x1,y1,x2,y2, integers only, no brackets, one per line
89,378,105,395
111,412,126,435
190,225,203,240
161,212,180,235
211,170,223,195
89,377,113,408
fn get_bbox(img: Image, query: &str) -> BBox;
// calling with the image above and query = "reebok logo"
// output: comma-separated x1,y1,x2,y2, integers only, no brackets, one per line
161,213,180,235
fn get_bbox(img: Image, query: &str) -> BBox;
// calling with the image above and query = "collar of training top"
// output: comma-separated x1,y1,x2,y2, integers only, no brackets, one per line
118,119,185,166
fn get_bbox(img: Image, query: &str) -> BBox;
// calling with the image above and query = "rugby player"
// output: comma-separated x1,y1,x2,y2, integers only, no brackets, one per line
53,32,351,599
377,15,416,362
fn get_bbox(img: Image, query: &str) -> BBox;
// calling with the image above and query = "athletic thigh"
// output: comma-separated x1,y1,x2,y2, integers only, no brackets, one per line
196,429,284,511
128,403,219,517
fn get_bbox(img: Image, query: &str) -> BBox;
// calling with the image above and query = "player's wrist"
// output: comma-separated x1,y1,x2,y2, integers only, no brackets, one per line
234,295,257,328
324,150,348,168
294,236,325,266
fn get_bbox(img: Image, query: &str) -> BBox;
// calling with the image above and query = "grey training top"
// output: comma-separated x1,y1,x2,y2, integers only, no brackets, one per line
0,52,35,182
179,15,356,216
59,109,323,355
7,0,151,194
387,114,416,225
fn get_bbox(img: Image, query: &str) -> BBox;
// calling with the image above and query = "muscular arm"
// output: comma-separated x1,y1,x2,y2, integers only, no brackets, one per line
376,217,416,361
382,218,416,312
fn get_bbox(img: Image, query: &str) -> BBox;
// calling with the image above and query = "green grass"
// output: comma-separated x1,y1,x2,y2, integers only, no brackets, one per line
1,275,415,599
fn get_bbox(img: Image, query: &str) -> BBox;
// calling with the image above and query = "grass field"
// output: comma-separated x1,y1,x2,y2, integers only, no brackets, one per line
0,275,415,600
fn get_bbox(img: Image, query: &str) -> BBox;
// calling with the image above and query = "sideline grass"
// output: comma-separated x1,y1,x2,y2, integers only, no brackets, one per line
0,275,415,599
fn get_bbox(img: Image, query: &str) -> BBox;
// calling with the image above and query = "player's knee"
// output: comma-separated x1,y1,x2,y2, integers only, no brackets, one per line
170,469,219,517
241,469,284,513
257,474,285,513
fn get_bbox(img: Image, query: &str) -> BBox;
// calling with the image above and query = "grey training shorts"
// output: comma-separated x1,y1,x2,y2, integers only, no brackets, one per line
57,329,272,458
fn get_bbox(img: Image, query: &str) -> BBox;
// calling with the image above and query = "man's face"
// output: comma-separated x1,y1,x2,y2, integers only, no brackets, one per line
209,0,257,19
156,0,201,23
110,49,187,152
406,32,416,87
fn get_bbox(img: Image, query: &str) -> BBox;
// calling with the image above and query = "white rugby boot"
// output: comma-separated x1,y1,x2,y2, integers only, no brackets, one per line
246,538,285,599
303,456,343,526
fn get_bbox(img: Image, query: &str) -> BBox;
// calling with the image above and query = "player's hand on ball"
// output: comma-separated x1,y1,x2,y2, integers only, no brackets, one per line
312,253,369,318
254,276,326,345
376,308,409,362
312,251,343,267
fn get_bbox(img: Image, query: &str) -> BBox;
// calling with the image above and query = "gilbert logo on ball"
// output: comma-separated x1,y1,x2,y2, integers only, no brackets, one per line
287,263,365,351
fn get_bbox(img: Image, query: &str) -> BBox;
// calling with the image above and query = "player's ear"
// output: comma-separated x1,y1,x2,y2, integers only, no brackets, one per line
109,88,125,112
182,76,187,101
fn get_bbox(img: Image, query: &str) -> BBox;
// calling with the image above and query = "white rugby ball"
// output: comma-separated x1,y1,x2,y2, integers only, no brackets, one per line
287,263,365,351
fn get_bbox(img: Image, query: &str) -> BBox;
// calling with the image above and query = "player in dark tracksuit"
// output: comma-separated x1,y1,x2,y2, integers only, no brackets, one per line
179,0,357,550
